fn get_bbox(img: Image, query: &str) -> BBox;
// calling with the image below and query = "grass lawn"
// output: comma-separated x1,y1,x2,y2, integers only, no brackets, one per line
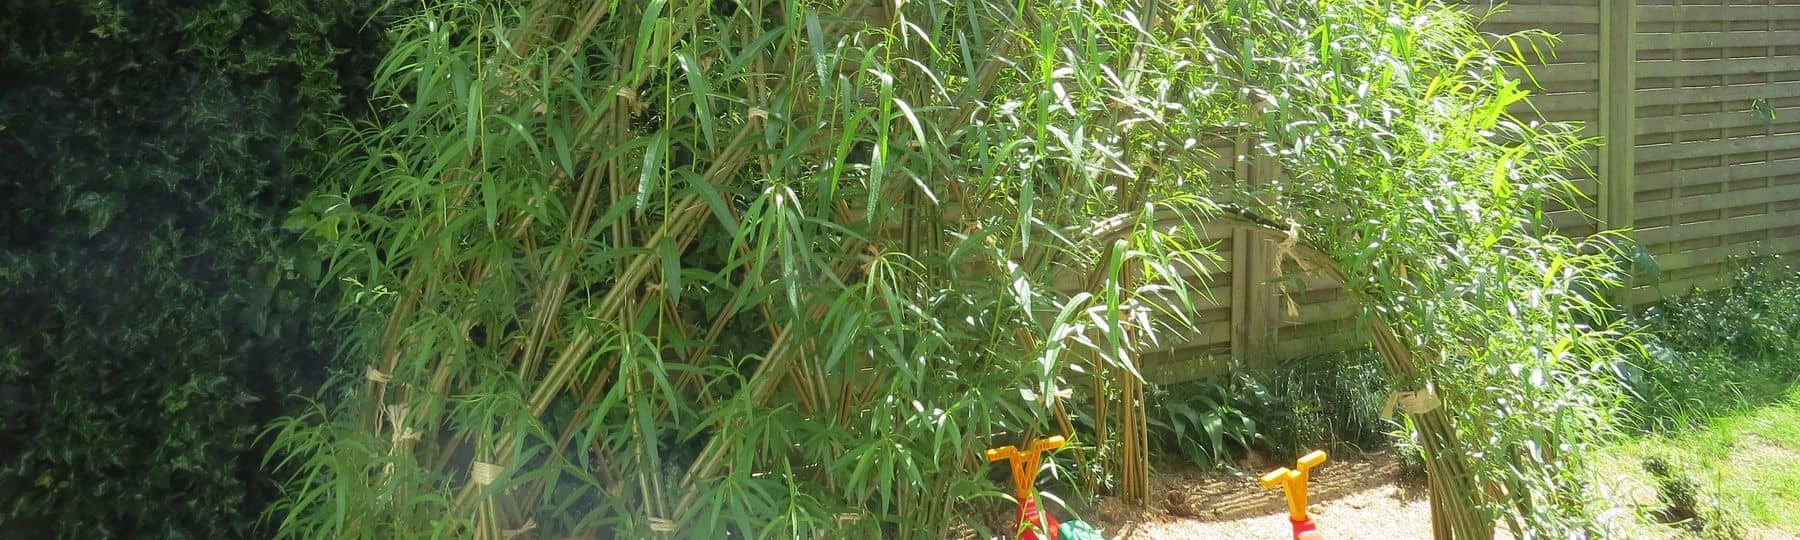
1602,386,1800,538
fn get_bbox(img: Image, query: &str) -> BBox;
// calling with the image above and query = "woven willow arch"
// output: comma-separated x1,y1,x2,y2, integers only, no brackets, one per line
1092,210,1490,540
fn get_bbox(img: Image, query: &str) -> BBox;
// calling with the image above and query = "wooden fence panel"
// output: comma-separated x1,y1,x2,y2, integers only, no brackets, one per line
1148,0,1800,383
1628,0,1800,305
1139,141,1252,383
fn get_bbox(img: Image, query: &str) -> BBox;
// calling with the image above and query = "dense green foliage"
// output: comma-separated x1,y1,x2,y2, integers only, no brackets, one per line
0,2,394,536
267,0,1630,537
1143,374,1289,468
1141,350,1391,468
1625,256,1800,431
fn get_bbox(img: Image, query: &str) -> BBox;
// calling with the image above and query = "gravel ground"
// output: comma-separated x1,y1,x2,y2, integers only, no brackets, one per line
966,447,1793,539
1086,452,1438,540
1096,484,1432,539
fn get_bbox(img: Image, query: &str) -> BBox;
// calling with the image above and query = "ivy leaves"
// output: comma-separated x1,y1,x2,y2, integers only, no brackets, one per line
0,1,399,537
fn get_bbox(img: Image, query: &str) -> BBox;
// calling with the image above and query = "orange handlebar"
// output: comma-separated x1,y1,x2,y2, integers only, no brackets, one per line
985,436,1066,500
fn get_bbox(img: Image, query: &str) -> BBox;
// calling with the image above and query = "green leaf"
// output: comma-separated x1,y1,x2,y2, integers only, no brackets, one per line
71,192,124,237
684,170,739,237
634,0,668,68
638,131,669,213
677,49,718,150
1752,98,1777,126
659,236,682,302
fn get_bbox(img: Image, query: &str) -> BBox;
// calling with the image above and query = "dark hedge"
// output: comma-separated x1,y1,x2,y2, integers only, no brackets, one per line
0,1,394,537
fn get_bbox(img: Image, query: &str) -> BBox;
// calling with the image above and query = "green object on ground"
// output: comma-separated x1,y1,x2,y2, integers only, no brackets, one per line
1059,520,1106,540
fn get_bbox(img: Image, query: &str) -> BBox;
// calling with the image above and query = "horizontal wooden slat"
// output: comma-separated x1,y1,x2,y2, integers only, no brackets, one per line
1275,273,1345,294
1637,81,1800,108
1635,132,1800,162
1637,107,1800,136
1476,5,1598,25
1549,207,1599,229
1626,272,1733,306
1284,297,1360,326
1637,184,1800,221
1638,211,1793,246
1637,5,1800,23
1567,177,1601,196
1486,31,1601,56
1511,62,1599,84
1142,347,1232,384
1637,158,1800,191
1652,235,1800,274
1637,56,1800,81
1524,92,1600,114
1624,239,1800,305
1552,34,1600,53
1637,31,1800,52
1141,320,1233,352
1163,254,1233,280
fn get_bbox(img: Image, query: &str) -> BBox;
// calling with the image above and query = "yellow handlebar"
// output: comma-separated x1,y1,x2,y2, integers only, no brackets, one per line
1260,450,1328,522
985,436,1066,500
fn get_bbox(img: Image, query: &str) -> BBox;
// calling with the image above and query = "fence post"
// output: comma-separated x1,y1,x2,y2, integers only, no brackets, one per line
1597,0,1638,306
1231,107,1282,369
1230,135,1254,366
1598,0,1637,236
